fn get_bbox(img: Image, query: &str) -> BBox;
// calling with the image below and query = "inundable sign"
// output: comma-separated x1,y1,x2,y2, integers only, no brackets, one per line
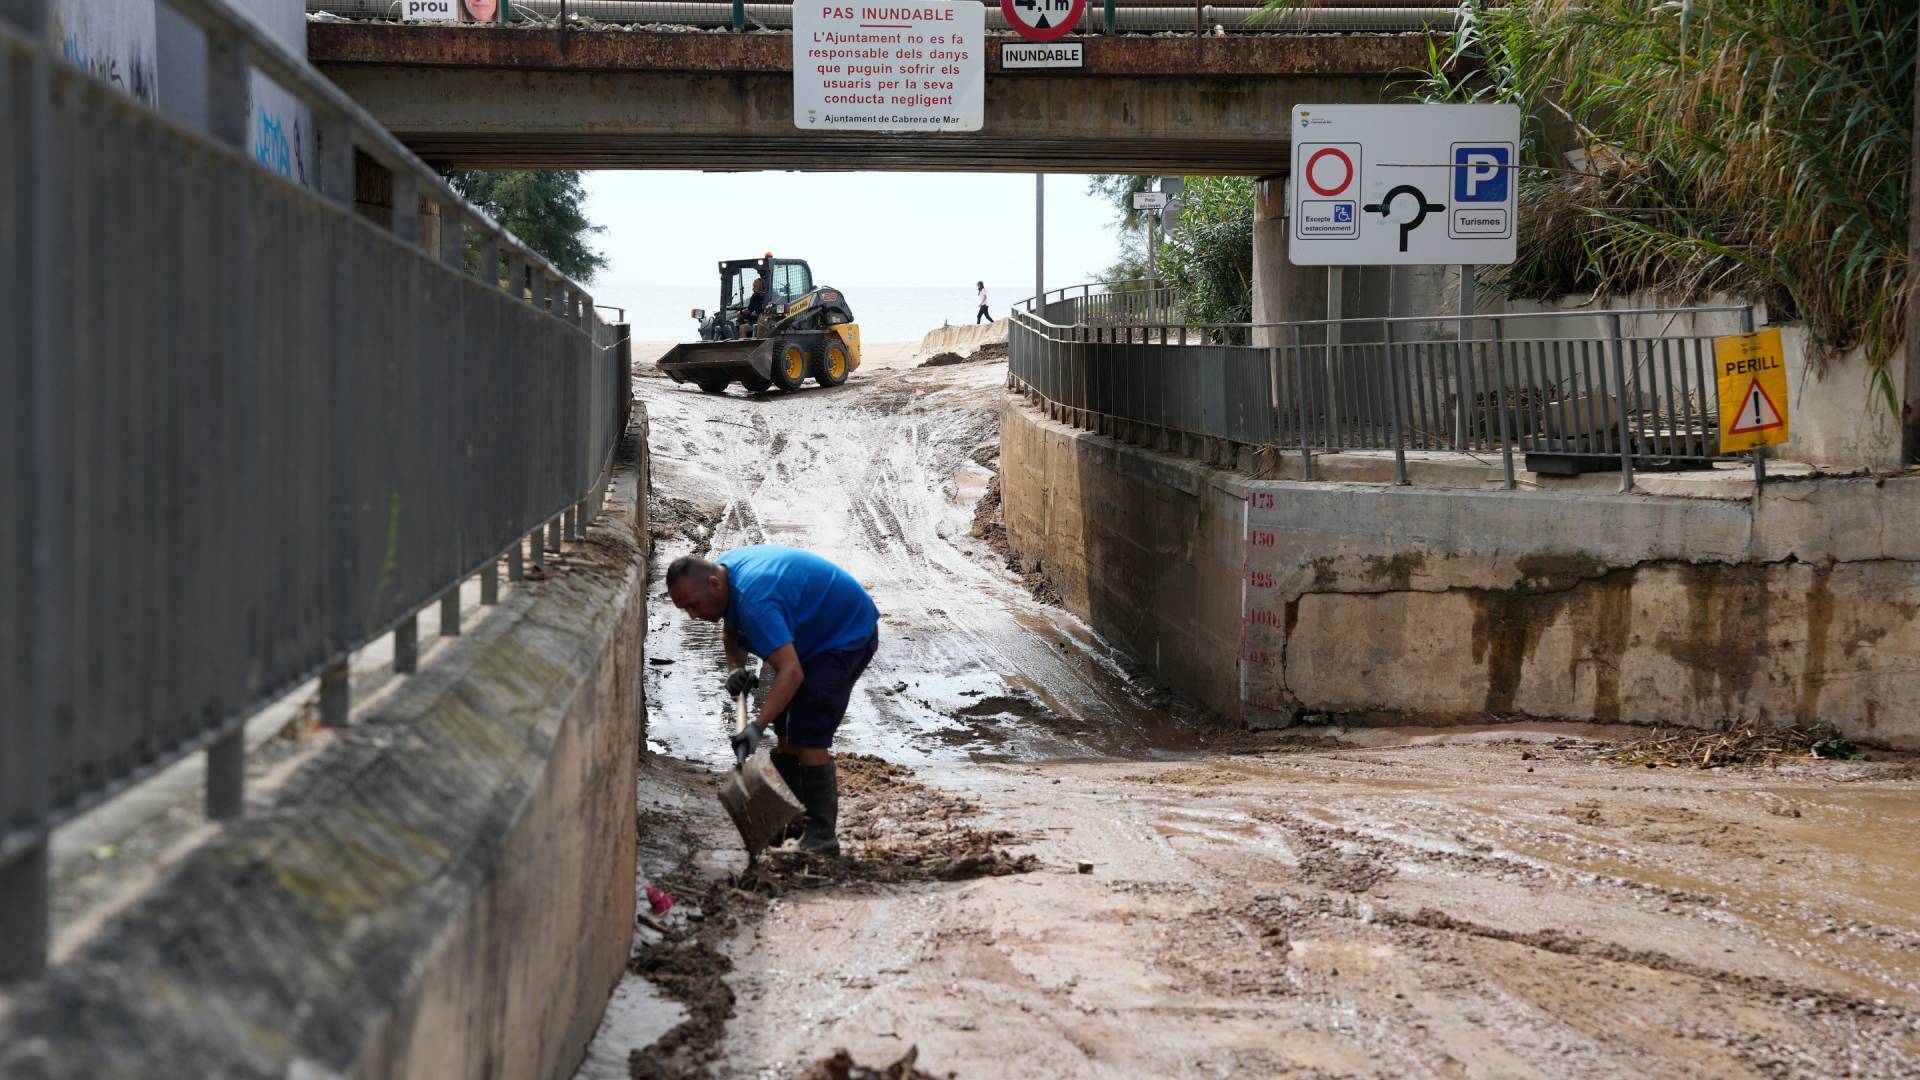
1713,328,1790,453
794,2,984,132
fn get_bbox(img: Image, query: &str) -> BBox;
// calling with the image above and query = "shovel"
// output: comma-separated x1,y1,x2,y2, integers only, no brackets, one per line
717,692,804,861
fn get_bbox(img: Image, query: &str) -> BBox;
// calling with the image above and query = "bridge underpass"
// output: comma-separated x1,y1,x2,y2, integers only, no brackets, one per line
8,2,1920,1078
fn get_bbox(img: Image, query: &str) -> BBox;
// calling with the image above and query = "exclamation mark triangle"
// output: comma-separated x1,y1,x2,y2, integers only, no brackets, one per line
1727,378,1784,433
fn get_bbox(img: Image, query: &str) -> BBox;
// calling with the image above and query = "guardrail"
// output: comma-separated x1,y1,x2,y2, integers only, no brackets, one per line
1010,282,1761,490
1,0,626,977
307,0,1463,35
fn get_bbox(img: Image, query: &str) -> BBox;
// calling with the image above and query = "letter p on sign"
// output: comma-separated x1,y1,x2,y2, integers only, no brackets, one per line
1453,146,1509,202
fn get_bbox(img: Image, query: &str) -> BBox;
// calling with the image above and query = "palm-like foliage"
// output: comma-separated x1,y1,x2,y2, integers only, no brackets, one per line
1407,0,1915,411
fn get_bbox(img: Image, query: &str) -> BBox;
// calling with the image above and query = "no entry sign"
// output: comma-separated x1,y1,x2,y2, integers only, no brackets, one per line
1002,0,1083,41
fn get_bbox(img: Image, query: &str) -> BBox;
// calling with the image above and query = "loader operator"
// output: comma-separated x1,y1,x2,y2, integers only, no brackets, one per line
736,276,769,339
665,546,879,857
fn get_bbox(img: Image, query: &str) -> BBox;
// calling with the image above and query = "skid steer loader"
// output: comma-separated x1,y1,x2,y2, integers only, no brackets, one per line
657,256,861,395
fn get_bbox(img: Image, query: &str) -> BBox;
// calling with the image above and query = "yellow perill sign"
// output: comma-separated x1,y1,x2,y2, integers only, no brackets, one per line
1713,328,1789,453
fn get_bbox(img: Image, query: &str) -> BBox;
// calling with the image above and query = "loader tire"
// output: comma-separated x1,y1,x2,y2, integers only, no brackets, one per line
771,339,810,392
811,337,851,387
741,374,773,394
695,376,730,395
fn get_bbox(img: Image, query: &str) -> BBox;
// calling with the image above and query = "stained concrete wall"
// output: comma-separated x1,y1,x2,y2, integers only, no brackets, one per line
0,434,653,1079
1001,395,1920,748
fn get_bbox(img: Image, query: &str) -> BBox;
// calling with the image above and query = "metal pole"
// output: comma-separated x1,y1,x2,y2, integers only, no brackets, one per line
3,0,55,978
1743,305,1766,486
394,612,419,674
1326,267,1343,450
439,588,460,637
1387,321,1408,485
1491,318,1516,490
1104,0,1115,33
1455,265,1475,450
1294,323,1313,481
206,727,244,820
731,0,744,30
481,559,500,605
510,536,526,580
1147,205,1158,290
1609,313,1636,493
319,658,350,727
548,515,564,554
1035,174,1044,310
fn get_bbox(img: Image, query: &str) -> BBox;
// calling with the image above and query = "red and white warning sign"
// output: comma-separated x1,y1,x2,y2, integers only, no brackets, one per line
1726,379,1784,434
1002,0,1083,41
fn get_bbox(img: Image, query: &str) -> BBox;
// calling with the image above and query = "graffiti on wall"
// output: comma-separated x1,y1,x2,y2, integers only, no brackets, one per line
53,0,160,106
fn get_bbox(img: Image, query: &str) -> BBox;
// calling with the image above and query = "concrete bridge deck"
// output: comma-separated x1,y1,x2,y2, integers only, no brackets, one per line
307,25,1435,172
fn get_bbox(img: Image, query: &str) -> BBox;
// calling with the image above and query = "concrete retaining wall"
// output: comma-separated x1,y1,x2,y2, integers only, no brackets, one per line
1001,395,1920,748
0,435,652,1079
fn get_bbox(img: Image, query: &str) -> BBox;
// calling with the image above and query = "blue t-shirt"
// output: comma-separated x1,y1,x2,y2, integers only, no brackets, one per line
718,545,878,662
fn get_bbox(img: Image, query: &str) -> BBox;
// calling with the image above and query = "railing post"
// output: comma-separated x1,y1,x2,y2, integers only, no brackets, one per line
317,113,354,208
548,515,564,554
319,658,350,728
394,611,419,674
507,250,527,302
1386,321,1408,486
732,0,745,30
1293,324,1313,481
511,536,526,580
479,231,501,288
481,558,500,604
1104,0,1115,33
0,845,48,982
438,206,465,270
1743,305,1765,486
439,588,460,637
1609,313,1636,493
206,725,244,820
564,504,577,543
391,172,421,246
1491,318,1515,489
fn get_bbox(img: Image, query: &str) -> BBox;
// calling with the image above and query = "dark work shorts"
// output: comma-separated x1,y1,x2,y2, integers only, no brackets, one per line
772,633,879,750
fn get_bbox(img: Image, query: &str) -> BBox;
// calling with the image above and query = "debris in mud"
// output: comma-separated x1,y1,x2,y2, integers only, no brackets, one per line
627,906,740,1080
918,351,968,368
800,1045,953,1080
736,754,1037,894
968,341,1009,362
1588,723,1871,769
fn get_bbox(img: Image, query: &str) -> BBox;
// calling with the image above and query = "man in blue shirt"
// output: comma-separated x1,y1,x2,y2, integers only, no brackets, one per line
665,546,880,857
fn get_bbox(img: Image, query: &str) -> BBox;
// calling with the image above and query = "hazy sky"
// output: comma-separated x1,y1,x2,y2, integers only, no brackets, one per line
583,171,1128,291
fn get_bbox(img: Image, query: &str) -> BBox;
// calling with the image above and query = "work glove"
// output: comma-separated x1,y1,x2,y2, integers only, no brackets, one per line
725,666,759,698
730,720,763,764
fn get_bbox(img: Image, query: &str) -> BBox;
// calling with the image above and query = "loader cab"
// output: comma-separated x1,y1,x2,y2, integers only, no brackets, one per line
719,257,814,327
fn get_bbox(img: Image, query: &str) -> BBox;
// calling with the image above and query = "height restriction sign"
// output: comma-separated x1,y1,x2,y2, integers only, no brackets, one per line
1002,0,1083,41
1713,328,1789,453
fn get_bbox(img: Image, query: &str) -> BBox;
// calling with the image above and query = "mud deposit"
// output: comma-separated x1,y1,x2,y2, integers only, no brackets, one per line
581,352,1920,1079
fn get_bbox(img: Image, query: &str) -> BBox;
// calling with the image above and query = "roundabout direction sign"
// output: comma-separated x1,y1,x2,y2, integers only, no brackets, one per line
1002,0,1084,42
1288,104,1520,265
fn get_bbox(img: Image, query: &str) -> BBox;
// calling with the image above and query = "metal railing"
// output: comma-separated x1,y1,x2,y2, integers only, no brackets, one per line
308,0,1463,35
2,0,627,977
1010,282,1760,490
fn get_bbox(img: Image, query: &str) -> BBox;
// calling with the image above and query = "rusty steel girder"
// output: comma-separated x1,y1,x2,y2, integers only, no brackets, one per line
307,23,1438,78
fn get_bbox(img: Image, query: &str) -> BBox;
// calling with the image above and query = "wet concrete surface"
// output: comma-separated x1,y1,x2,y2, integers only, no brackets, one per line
582,351,1920,1079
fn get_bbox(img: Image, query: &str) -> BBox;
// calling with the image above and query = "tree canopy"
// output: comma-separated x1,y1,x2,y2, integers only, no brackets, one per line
446,170,608,283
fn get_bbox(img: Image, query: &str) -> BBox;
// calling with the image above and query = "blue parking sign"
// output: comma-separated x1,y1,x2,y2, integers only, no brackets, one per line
1453,145,1510,202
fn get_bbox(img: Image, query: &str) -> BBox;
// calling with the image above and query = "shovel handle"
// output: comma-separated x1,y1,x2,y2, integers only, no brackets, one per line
731,693,755,766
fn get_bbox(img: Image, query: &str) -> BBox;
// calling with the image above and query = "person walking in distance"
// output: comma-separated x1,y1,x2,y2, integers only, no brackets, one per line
976,281,991,324
665,546,879,857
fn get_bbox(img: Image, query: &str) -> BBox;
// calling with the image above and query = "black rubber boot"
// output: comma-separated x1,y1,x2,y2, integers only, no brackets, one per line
797,761,840,857
770,751,807,844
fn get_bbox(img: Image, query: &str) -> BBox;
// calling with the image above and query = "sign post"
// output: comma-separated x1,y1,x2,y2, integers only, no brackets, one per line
793,1,984,132
1134,190,1167,288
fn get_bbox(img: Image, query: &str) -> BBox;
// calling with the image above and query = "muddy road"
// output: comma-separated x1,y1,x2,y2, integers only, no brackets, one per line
582,349,1920,1080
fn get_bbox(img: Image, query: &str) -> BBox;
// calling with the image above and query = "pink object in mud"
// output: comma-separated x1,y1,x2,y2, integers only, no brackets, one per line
645,885,674,915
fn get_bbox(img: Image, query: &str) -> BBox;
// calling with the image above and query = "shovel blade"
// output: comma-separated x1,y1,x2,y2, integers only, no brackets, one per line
718,749,804,859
